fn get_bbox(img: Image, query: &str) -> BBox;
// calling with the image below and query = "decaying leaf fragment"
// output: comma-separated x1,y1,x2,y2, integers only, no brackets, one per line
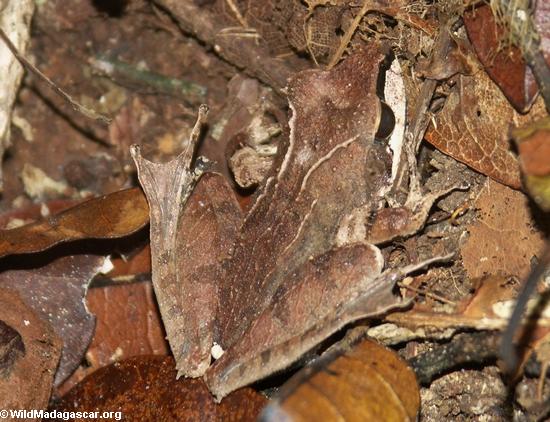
261,335,420,421
0,288,62,411
464,4,539,113
0,187,148,259
57,280,170,395
513,116,550,211
460,178,545,280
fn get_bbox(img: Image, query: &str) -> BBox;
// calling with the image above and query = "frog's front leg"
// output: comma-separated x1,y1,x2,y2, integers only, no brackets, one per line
204,243,390,400
131,106,243,378
337,137,468,246
337,183,466,245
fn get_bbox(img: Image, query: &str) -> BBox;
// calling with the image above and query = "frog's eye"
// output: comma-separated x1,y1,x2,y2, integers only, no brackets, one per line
375,101,395,141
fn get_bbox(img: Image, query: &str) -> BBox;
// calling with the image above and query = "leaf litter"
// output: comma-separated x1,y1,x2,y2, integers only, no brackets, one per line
0,0,548,420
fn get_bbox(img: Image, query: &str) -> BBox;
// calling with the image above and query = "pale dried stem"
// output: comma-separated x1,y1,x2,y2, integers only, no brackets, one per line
0,28,111,124
388,18,454,202
224,0,248,28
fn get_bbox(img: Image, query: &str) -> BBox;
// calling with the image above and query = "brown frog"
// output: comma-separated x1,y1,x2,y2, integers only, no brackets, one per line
131,44,456,400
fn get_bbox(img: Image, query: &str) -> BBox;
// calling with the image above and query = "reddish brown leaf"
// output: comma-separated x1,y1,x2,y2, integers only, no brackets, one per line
262,337,420,421
464,4,538,113
107,244,151,278
0,187,148,258
50,356,267,422
459,276,518,320
425,47,547,188
57,281,169,395
0,288,62,411
517,128,550,177
0,254,108,385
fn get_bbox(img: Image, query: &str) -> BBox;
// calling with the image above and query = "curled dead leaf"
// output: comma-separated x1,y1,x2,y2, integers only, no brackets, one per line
425,40,547,188
57,281,170,395
464,4,538,113
0,187,148,259
0,254,109,385
261,337,420,422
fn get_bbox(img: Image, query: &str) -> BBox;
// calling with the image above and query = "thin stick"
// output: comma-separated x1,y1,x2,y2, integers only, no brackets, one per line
500,244,550,372
0,28,111,124
224,0,248,28
397,281,456,305
327,0,370,69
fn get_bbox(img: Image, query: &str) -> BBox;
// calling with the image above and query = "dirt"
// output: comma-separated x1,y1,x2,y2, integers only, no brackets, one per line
0,0,548,420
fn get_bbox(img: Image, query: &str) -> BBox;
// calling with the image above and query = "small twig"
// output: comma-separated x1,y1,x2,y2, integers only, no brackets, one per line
327,0,371,69
397,281,456,305
408,331,500,385
89,56,207,104
0,28,111,125
538,361,549,401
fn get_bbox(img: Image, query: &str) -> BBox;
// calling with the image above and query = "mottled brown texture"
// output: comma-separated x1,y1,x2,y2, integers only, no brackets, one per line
132,106,244,378
207,244,399,398
0,288,62,413
215,45,386,351
174,173,242,376
50,356,266,422
460,179,545,280
0,255,107,385
517,129,550,176
262,337,420,421
134,46,458,399
153,0,295,92
86,281,169,364
0,188,148,259
513,116,550,211
514,117,550,177
0,320,24,377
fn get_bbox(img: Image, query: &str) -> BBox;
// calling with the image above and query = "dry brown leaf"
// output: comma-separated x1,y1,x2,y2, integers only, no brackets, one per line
0,187,148,258
0,288,62,411
50,356,267,422
262,337,420,421
460,179,545,280
464,4,538,113
425,57,547,189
